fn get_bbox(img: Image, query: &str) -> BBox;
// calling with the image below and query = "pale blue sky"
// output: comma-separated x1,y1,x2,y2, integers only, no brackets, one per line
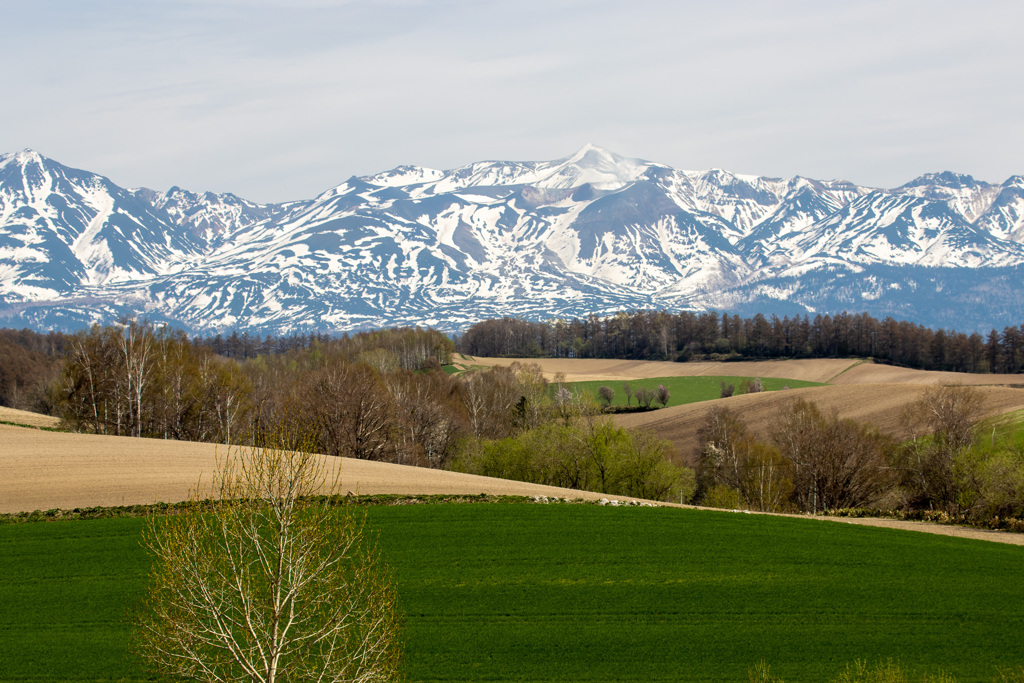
4,0,1022,202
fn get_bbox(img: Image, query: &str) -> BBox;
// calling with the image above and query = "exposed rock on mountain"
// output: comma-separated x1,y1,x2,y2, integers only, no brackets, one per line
1,145,1021,333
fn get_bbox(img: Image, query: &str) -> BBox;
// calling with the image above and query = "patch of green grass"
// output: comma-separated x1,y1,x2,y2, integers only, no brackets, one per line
2,506,1023,682
0,517,151,682
570,375,822,408
982,409,1024,451
0,419,64,432
459,364,492,373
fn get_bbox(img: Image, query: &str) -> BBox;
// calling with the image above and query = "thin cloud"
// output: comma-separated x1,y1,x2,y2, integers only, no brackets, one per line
3,0,1022,202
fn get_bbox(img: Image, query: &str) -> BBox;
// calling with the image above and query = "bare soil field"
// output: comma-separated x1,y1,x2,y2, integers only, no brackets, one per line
468,357,1024,471
4,421,1024,545
0,424,620,515
469,356,1024,386
469,357,858,383
0,406,61,428
829,363,1024,386
614,383,1024,464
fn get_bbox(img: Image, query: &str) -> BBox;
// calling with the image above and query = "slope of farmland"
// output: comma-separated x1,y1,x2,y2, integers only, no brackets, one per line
466,357,1024,469
0,406,60,429
5,421,1024,544
470,356,1024,386
0,424,627,515
829,363,1024,386
468,357,860,383
614,383,1024,464
4,507,1024,682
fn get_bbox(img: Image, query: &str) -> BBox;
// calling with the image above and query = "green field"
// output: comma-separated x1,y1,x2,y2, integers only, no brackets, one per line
2,505,1023,682
570,375,822,408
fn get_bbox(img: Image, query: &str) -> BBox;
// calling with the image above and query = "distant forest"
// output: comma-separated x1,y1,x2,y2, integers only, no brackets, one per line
0,327,372,409
456,311,1024,374
4,309,1024,409
5,317,1024,518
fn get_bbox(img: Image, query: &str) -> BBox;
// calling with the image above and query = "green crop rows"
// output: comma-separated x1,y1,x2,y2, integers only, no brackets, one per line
1,504,1022,682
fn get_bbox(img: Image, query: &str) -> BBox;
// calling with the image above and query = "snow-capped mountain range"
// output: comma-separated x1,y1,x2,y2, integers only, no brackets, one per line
2,145,1023,334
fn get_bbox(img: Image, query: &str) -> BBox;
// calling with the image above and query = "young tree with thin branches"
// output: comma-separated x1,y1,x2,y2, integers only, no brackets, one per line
135,432,404,683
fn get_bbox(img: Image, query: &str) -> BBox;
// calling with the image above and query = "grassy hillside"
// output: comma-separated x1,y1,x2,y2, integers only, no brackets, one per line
2,504,1023,682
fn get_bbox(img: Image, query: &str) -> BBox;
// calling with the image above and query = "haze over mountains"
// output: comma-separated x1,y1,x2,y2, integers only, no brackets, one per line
1,145,1023,335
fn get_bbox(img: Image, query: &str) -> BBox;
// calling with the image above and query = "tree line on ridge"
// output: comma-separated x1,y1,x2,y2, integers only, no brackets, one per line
456,310,1024,373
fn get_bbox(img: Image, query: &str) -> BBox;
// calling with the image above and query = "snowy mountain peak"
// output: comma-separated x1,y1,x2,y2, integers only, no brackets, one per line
899,171,985,190
2,147,1024,334
537,144,649,191
5,149,44,167
893,172,1001,223
363,164,446,187
566,142,618,165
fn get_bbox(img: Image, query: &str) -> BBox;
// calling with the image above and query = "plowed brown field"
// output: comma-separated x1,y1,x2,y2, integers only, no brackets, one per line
4,422,1024,544
0,406,61,428
830,363,1024,386
468,357,1024,464
0,424,617,515
615,383,1024,464
469,356,1024,386
469,357,858,383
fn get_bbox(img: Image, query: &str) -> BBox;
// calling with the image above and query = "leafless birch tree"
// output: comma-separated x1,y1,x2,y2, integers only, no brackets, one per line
136,434,404,683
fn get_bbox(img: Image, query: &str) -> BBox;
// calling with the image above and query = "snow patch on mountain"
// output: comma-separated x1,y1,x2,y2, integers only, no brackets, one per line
2,147,1023,334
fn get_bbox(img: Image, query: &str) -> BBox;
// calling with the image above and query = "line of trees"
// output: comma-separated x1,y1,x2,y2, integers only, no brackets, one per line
42,321,689,501
457,310,1024,374
6,304,1024,414
695,385,1024,526
51,321,457,460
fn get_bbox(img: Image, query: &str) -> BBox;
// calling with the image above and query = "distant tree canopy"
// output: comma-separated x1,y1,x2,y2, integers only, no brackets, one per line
0,328,69,409
457,310,1024,374
45,322,459,461
193,326,454,368
695,385,1024,525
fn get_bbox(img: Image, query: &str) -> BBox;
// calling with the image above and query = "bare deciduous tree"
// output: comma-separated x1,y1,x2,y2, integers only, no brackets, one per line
635,386,655,408
457,366,523,438
311,364,397,462
894,384,985,511
740,377,763,394
386,369,464,468
510,362,548,430
136,434,404,683
117,318,156,438
772,399,891,513
696,406,756,505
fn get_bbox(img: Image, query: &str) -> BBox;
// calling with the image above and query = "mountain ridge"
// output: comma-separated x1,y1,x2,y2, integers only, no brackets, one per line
1,146,1023,334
